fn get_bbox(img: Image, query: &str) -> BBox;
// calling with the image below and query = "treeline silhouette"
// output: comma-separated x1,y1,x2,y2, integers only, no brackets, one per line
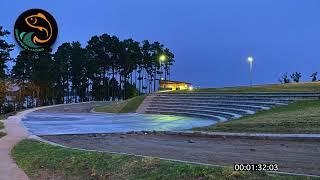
0,26,175,113
279,72,319,83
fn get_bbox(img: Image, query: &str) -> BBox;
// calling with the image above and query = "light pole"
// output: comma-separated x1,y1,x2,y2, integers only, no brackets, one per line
159,54,166,89
159,54,166,80
159,54,166,62
247,56,254,87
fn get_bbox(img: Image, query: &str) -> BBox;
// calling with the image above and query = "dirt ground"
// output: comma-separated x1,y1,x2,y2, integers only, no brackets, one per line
41,133,320,176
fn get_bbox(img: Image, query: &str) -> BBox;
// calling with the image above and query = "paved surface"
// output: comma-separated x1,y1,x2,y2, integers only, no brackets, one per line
22,112,216,135
42,133,320,176
0,110,33,180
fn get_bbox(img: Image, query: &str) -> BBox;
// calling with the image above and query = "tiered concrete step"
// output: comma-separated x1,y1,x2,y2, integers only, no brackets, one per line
147,105,255,115
155,92,320,99
137,92,320,122
146,99,287,107
146,102,270,111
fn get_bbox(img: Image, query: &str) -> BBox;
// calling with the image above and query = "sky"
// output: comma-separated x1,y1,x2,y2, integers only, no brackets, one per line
1,0,320,88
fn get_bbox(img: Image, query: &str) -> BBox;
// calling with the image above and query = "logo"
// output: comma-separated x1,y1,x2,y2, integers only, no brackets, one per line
14,9,58,52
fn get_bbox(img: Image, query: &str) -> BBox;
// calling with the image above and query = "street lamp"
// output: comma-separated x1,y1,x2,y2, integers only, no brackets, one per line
159,54,166,62
159,54,166,80
158,54,167,90
247,56,254,86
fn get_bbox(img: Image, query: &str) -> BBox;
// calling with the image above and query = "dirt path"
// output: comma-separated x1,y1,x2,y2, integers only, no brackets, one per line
42,133,320,176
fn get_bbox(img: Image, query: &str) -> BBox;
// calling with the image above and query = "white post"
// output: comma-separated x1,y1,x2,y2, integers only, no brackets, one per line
250,61,252,87
247,56,254,87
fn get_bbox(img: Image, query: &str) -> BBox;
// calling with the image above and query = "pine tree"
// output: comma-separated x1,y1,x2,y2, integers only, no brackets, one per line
0,26,14,113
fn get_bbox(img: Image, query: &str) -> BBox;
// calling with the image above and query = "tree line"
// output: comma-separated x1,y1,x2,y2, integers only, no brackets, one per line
278,72,319,83
0,26,175,113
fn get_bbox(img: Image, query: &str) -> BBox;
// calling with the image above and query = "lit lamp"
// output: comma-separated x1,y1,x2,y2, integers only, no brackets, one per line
159,54,166,89
159,54,166,62
247,56,254,86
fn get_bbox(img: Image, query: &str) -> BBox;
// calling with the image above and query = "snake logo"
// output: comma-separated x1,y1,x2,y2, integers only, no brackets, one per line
14,9,58,52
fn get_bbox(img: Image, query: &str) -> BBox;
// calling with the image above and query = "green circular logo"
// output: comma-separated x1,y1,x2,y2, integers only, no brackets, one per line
14,9,58,52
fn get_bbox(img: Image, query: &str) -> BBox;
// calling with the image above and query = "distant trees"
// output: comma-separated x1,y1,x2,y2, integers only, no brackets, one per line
0,26,14,79
0,26,14,113
278,73,290,84
310,72,318,82
279,71,320,84
6,32,175,110
290,72,302,83
12,49,55,107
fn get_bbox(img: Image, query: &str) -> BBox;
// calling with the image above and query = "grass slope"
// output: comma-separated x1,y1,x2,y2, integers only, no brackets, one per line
0,112,16,121
0,132,6,138
95,95,146,113
195,100,320,134
182,82,320,92
0,121,5,138
12,140,306,180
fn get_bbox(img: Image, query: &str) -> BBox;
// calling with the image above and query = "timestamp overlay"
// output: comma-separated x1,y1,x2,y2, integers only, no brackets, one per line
234,164,279,172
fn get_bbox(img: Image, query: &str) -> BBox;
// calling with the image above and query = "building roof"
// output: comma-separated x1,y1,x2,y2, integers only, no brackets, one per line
160,80,192,85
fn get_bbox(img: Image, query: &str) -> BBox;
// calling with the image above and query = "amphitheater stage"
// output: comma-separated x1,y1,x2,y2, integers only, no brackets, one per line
22,112,216,135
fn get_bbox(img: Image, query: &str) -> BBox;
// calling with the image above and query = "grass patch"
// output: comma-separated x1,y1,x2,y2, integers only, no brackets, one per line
0,132,6,138
177,82,320,92
0,112,17,121
195,100,320,134
12,139,307,180
0,121,4,130
95,95,146,113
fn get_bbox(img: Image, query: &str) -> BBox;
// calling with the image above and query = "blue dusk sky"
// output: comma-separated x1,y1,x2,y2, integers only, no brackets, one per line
1,0,320,87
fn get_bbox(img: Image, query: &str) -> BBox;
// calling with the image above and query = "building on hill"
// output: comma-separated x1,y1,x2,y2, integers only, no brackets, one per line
159,80,192,90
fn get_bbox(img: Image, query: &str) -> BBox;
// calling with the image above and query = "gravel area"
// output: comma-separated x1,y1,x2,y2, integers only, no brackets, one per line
41,133,320,176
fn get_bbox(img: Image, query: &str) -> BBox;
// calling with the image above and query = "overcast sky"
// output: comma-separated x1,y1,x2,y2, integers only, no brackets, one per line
2,0,320,87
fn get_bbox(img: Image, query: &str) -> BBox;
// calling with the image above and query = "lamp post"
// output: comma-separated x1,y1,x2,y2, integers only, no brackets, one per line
159,54,166,62
159,54,166,89
247,56,254,87
159,54,166,80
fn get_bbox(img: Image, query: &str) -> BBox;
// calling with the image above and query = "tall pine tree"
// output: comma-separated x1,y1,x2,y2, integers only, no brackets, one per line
0,26,14,113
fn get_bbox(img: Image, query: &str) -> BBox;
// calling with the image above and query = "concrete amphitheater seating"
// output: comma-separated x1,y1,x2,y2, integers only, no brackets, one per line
137,92,320,122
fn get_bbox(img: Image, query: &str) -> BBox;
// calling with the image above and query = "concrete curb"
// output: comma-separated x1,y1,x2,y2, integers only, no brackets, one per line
126,130,320,141
181,131,320,139
55,130,320,141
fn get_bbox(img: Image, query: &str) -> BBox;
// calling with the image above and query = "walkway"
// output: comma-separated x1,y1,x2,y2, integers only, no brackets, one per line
0,110,33,180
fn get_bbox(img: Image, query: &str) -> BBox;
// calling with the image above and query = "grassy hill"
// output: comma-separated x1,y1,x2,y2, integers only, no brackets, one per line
195,100,320,134
95,95,146,113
